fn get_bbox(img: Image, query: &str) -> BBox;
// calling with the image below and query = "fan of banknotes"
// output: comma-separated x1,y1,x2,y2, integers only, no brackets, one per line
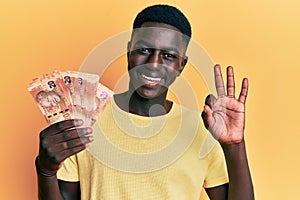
27,70,113,126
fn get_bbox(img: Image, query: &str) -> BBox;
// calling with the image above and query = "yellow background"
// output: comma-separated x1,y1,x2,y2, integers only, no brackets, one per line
1,0,300,199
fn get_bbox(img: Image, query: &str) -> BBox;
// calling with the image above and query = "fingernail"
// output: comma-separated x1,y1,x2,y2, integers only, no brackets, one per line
86,127,93,133
75,119,83,126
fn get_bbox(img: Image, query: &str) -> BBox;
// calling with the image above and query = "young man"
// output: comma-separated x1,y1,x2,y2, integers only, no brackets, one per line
36,5,254,200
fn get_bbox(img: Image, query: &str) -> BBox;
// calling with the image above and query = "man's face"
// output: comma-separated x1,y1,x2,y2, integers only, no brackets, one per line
127,22,188,99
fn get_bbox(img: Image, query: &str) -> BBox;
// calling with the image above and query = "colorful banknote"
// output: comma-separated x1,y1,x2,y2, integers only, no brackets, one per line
28,70,113,126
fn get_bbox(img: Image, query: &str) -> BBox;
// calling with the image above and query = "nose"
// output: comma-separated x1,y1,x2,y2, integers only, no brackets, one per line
147,50,163,69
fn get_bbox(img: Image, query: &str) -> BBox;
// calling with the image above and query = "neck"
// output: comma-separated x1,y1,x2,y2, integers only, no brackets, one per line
114,90,173,117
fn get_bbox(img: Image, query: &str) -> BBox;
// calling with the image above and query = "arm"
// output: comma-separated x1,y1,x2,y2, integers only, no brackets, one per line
36,119,93,200
37,174,80,200
220,141,253,200
202,65,254,200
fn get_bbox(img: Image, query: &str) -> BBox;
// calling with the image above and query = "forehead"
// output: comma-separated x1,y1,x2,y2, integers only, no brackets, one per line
131,22,186,52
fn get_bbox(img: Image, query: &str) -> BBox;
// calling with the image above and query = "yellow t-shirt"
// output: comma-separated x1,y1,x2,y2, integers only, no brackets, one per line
57,100,228,200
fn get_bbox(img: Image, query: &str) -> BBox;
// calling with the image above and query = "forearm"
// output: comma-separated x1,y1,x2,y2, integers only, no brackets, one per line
221,140,254,200
35,155,63,200
37,174,64,200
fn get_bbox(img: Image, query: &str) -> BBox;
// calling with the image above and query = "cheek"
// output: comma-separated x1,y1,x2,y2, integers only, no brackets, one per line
163,71,177,87
128,53,142,68
166,64,181,76
168,75,177,85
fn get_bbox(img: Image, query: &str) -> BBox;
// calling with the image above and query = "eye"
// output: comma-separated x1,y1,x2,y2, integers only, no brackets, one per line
136,48,152,55
162,53,178,61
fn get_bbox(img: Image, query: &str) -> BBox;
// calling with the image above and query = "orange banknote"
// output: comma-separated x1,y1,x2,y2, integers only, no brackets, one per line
28,70,113,126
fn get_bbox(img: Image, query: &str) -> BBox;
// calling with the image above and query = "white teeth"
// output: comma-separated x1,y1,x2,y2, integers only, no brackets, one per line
142,74,161,82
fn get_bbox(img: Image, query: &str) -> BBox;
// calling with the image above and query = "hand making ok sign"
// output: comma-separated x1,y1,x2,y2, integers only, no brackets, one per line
201,64,249,144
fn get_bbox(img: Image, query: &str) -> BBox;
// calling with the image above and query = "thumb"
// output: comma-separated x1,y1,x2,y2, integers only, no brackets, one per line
201,105,213,130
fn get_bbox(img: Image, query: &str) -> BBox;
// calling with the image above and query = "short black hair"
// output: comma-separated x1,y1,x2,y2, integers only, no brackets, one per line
133,4,192,44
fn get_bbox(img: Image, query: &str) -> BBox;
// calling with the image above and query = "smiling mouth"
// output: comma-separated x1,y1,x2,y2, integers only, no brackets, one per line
138,73,163,88
142,74,162,82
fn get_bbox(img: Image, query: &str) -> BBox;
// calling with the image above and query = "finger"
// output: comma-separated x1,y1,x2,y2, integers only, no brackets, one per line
51,127,93,144
201,105,214,129
214,64,226,97
60,136,94,150
40,119,83,136
205,94,217,109
39,133,93,168
59,145,90,162
238,78,249,104
51,135,94,155
42,142,90,167
226,66,235,98
201,111,209,129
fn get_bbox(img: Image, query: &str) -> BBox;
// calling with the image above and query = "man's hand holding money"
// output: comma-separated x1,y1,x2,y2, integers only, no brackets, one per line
28,70,113,176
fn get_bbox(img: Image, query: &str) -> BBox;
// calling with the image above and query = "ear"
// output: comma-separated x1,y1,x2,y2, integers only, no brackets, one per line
177,55,188,76
127,41,131,51
127,41,131,59
127,41,132,72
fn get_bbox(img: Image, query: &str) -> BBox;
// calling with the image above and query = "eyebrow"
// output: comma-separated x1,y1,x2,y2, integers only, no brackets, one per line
133,40,181,55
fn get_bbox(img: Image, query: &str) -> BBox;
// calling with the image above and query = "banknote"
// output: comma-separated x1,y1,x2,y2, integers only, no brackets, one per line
28,70,113,126
95,83,113,114
28,71,73,124
71,71,99,126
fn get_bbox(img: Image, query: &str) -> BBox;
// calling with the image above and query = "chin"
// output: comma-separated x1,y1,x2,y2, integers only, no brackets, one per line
135,86,167,100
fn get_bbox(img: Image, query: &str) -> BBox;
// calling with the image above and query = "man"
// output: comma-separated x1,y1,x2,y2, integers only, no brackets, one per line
36,4,254,200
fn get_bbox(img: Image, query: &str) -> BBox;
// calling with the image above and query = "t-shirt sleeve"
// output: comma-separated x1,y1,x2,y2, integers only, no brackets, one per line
56,154,79,182
203,142,229,188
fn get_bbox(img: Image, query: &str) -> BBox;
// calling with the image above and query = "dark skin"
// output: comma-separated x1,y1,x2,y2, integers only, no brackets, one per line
114,22,187,116
36,22,254,200
37,119,91,200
